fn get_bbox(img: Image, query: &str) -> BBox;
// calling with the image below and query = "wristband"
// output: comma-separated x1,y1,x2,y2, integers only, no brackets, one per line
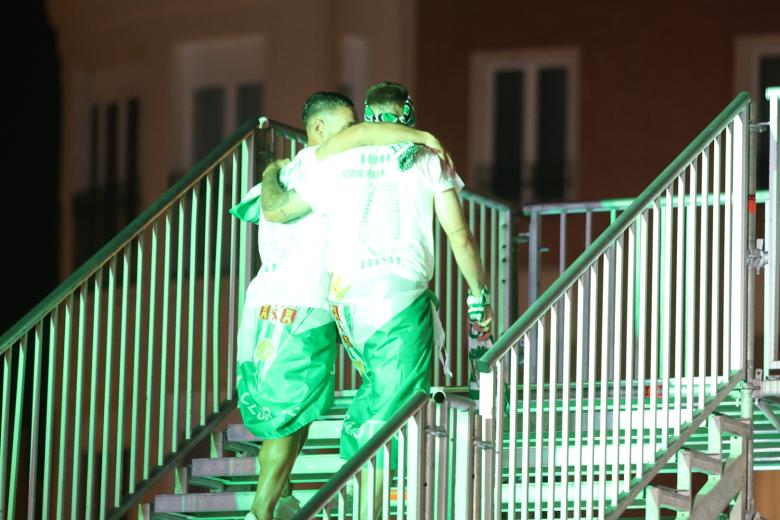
466,287,490,322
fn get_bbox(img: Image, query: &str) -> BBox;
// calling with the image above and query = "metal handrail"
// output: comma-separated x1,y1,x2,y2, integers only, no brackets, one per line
0,116,263,352
478,91,751,371
523,189,769,216
293,391,429,519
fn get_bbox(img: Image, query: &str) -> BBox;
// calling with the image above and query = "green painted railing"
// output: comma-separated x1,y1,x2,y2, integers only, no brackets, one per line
477,93,753,518
0,115,515,518
0,116,269,519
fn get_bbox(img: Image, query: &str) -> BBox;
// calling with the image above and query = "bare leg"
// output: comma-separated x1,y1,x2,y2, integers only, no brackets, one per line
250,427,308,519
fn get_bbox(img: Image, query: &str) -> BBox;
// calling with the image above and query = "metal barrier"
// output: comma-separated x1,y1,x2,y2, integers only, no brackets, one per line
477,93,751,518
0,117,269,518
0,115,515,518
764,86,780,374
292,391,429,520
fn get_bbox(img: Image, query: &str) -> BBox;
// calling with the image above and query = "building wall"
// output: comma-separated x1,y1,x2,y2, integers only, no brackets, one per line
414,0,780,200
47,0,416,277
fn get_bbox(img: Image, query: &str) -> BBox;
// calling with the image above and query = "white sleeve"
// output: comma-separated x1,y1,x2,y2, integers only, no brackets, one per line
293,148,331,214
419,149,465,193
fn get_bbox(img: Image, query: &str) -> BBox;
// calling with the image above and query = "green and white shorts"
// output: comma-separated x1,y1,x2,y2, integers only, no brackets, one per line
236,302,338,439
328,274,440,465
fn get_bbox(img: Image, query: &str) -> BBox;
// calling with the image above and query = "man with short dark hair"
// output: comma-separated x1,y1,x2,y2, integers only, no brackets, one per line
262,82,492,517
234,91,446,520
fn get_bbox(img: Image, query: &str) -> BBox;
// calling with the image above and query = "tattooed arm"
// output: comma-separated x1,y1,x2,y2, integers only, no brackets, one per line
260,159,312,223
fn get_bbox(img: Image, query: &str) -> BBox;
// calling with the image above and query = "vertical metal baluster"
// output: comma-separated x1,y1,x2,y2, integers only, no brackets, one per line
352,474,361,520
573,276,586,519
99,258,116,518
685,162,697,423
698,150,710,407
397,421,406,520
201,174,213,425
534,320,546,520
442,239,453,387
238,139,252,320
172,201,186,449
70,286,88,517
649,201,660,463
560,290,573,519
711,137,722,397
129,238,145,491
731,112,748,372
227,152,239,399
508,343,519,520
611,236,624,502
520,335,532,520
85,272,103,516
529,210,540,307
674,177,685,436
187,188,198,438
493,358,505,519
158,214,172,464
585,263,598,519
599,248,612,517
26,323,44,519
213,163,226,410
115,248,130,505
456,222,464,384
0,348,12,517
559,214,567,381
144,224,158,479
623,224,636,489
7,336,28,520
5,333,27,518
383,440,392,520
546,304,558,519
41,309,59,519
491,208,499,324
661,189,673,453
636,212,648,479
723,126,733,381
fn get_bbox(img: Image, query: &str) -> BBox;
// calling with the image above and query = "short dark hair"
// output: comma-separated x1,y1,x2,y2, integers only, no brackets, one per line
365,82,409,109
301,92,354,127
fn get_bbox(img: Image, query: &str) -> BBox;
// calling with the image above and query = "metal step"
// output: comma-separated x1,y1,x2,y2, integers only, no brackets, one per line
153,489,319,518
223,419,344,455
188,453,344,489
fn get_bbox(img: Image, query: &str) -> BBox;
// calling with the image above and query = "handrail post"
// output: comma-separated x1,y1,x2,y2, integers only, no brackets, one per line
528,209,541,308
765,87,780,374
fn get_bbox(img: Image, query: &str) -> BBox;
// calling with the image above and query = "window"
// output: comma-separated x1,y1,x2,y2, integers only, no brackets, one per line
338,35,368,104
74,98,141,265
735,35,780,189
470,49,579,203
175,36,265,171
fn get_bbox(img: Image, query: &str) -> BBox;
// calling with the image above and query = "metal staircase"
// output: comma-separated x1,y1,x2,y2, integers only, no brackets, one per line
0,89,778,519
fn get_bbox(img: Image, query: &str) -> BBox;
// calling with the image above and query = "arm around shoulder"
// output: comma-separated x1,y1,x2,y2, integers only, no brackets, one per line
259,160,312,223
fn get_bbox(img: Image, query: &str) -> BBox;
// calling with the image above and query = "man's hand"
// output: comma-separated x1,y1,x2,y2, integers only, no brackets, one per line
421,134,454,170
474,305,494,332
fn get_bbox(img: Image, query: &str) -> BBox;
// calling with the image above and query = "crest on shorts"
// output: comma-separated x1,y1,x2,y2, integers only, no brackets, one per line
258,305,271,320
280,307,298,324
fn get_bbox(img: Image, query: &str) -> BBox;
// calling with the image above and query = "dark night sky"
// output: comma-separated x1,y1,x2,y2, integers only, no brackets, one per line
0,0,60,334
